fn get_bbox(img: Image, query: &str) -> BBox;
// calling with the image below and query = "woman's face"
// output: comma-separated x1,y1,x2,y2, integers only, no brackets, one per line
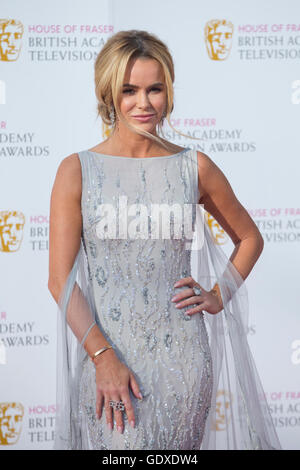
118,57,167,134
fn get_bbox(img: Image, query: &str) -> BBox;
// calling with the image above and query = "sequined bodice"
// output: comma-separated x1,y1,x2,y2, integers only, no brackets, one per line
77,148,213,450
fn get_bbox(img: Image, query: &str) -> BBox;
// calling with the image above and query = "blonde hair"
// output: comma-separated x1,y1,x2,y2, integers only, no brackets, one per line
94,30,197,150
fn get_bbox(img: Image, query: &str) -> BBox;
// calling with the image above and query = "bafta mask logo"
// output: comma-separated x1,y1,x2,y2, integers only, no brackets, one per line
0,210,25,252
215,389,233,431
0,19,24,62
102,121,113,140
0,403,24,445
205,212,228,245
204,20,234,61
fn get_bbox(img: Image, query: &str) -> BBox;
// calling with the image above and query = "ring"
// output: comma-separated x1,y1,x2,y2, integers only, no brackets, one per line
193,285,202,296
109,400,125,411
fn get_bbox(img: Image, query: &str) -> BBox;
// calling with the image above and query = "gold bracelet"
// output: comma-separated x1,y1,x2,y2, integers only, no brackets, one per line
90,345,113,363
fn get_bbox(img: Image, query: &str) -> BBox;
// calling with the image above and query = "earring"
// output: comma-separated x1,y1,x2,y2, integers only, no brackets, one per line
109,106,115,126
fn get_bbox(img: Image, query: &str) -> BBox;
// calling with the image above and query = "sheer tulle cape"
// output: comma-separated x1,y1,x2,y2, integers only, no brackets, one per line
53,205,281,450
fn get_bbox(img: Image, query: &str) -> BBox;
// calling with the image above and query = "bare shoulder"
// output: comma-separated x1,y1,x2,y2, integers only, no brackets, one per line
196,151,227,198
57,152,81,175
196,150,219,173
52,153,82,200
195,151,262,246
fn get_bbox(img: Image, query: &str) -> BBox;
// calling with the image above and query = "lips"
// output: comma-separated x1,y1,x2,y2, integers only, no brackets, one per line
132,114,156,122
132,114,155,118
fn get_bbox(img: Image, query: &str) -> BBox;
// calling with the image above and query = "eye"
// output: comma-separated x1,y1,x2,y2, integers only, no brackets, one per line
122,88,135,94
149,87,162,93
122,87,163,94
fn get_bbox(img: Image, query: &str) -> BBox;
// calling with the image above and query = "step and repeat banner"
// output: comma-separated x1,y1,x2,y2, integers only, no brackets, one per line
1,0,299,450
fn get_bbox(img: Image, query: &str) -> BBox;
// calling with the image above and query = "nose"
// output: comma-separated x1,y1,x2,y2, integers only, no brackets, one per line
136,90,151,109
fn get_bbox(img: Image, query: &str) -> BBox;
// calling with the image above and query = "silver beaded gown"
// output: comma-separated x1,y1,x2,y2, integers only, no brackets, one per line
53,147,281,451
77,147,212,450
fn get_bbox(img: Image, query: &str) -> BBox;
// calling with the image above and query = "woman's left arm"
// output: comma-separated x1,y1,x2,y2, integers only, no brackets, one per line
172,151,263,315
197,150,264,307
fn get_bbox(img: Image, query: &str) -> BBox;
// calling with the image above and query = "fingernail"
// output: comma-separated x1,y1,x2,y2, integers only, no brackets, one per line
130,420,135,428
171,296,178,301
174,282,179,287
117,425,123,434
108,422,113,430
138,392,143,400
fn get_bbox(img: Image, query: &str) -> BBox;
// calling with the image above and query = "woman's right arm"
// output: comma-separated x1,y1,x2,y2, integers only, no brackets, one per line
48,153,141,433
48,154,104,346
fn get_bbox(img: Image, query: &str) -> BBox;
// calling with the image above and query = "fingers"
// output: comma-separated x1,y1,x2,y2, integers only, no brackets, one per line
172,276,222,316
95,359,143,434
173,277,204,300
129,372,143,401
109,393,125,434
96,388,104,420
100,386,138,433
185,304,204,316
173,292,204,308
104,393,114,431
102,393,135,433
172,285,204,305
173,276,194,288
172,277,206,316
121,389,136,429
171,286,197,303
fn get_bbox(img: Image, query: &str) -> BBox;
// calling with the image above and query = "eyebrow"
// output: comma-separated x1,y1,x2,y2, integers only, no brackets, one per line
122,82,164,88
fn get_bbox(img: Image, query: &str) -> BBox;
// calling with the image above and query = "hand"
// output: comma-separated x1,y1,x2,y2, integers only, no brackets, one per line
171,276,223,316
93,348,142,433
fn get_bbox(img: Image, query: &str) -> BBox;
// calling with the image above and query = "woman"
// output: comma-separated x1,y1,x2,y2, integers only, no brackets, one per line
48,30,281,450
